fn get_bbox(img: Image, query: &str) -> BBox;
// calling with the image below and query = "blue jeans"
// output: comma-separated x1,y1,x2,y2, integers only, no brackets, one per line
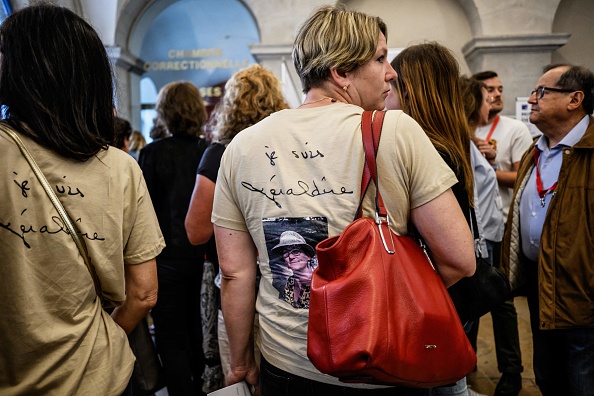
428,377,467,396
526,263,594,396
260,355,430,396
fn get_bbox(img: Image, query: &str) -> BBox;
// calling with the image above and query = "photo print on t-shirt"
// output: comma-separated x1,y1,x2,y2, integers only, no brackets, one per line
262,217,328,309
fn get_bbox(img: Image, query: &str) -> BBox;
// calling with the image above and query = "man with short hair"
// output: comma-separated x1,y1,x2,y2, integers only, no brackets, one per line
471,71,532,396
474,71,534,212
502,64,594,395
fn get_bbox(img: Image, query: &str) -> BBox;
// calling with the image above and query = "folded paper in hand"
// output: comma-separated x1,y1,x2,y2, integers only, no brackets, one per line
207,381,252,396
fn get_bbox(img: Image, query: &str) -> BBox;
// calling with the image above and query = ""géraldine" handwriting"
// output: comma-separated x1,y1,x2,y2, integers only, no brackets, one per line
241,176,353,209
0,215,104,249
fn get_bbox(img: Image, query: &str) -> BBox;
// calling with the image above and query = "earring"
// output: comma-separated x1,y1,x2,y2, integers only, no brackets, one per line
343,85,349,92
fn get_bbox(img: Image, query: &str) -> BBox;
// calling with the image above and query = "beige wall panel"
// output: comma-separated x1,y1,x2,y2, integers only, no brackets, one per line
552,0,594,71
244,0,331,44
345,0,474,74
473,0,561,35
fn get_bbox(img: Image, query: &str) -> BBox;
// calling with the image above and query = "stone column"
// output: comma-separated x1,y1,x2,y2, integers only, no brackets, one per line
106,46,146,128
251,44,303,109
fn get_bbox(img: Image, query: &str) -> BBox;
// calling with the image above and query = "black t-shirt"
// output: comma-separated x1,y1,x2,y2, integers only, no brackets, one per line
138,135,208,260
197,142,226,182
196,142,227,267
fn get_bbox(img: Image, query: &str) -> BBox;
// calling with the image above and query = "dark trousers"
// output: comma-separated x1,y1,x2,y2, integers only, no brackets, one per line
525,263,594,396
259,355,430,396
467,241,523,374
152,258,205,396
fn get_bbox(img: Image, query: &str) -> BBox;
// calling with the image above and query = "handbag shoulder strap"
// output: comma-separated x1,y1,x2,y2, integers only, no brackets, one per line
358,110,386,218
0,122,105,304
358,110,395,254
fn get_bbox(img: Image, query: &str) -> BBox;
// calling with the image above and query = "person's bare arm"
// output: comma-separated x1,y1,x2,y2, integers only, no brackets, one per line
496,161,520,189
410,189,475,287
111,259,158,334
185,175,216,245
215,225,260,394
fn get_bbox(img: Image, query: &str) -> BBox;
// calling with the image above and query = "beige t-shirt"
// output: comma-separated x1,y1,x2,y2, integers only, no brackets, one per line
212,104,457,386
0,132,165,395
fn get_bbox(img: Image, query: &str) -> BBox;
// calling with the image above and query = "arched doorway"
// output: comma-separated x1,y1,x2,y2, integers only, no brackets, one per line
128,0,260,139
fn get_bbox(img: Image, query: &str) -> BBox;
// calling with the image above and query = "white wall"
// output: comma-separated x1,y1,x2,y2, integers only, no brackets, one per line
552,0,594,71
348,0,473,74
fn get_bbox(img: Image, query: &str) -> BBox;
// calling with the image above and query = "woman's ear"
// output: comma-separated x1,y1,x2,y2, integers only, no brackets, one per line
329,67,349,90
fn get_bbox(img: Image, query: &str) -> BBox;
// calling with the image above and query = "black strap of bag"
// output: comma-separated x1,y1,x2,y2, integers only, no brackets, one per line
448,202,511,324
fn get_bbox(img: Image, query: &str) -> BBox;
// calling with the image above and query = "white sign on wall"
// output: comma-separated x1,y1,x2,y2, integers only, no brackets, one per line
516,97,542,138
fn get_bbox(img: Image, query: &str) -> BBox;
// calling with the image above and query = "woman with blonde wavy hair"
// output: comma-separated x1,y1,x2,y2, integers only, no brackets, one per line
185,64,289,388
186,64,289,245
212,64,289,145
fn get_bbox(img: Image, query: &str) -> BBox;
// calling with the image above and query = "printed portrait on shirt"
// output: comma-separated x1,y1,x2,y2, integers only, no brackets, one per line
262,217,328,309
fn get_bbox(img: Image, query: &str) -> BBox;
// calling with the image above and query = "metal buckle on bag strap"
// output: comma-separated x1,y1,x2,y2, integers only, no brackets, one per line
418,238,436,272
375,212,395,254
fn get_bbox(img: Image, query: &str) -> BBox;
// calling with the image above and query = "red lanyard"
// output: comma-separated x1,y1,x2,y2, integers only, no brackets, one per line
485,115,500,142
533,148,558,207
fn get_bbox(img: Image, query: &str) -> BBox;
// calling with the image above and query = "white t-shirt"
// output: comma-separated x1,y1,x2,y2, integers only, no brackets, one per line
212,104,457,386
475,115,533,218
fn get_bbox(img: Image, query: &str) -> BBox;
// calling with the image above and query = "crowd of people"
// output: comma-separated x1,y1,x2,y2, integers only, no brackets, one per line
1,3,593,396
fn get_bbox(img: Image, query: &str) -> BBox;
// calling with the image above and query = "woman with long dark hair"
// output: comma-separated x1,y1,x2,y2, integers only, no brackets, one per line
0,5,163,395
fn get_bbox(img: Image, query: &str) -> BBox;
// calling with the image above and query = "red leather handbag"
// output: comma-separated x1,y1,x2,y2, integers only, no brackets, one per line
307,110,477,388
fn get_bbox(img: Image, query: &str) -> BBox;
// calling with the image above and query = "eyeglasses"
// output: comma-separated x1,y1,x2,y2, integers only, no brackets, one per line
530,86,576,100
283,248,305,259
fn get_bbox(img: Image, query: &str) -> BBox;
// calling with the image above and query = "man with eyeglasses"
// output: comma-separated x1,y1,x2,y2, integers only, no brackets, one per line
502,64,594,395
471,70,532,396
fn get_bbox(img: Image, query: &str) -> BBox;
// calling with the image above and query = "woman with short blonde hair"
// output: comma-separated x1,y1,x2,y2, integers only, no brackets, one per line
212,7,475,395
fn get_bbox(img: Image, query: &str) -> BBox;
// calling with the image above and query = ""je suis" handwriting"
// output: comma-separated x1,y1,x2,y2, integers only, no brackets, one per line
264,142,325,167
